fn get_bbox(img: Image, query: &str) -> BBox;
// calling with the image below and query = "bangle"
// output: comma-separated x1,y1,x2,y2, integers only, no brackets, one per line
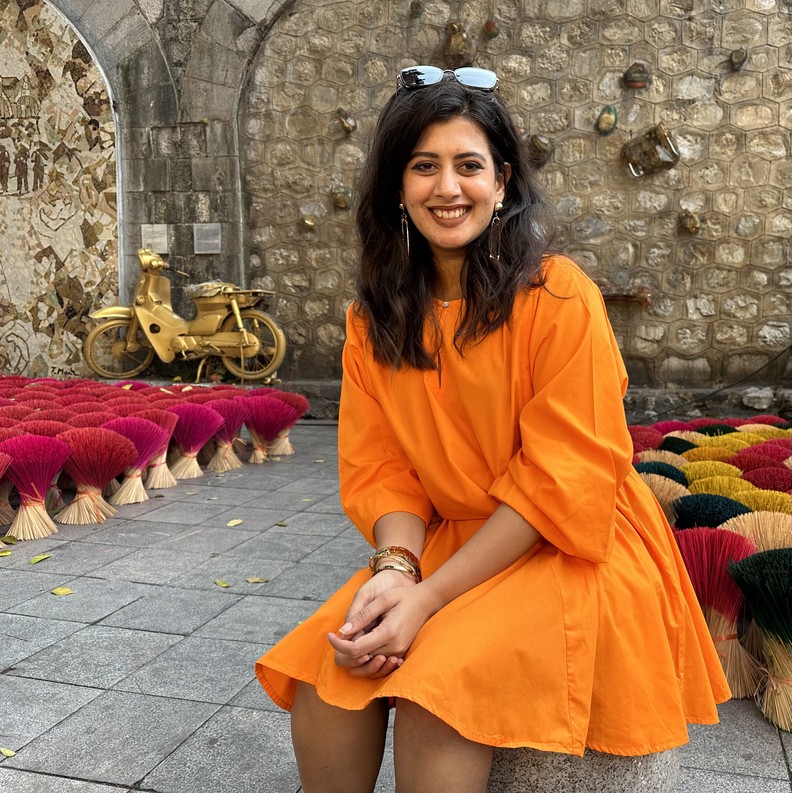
369,545,421,570
373,562,420,584
368,546,422,583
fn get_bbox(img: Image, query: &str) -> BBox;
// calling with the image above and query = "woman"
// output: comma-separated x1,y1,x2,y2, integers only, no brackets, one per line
256,67,729,793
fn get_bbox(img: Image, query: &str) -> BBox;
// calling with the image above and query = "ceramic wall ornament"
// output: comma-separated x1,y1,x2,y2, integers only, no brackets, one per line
621,123,680,177
336,108,356,134
678,210,701,235
623,62,651,89
331,186,352,210
409,1,424,17
595,105,618,135
729,48,748,71
483,19,499,38
524,134,554,168
443,22,477,68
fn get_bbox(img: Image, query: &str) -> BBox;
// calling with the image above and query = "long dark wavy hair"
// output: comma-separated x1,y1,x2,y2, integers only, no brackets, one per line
355,78,556,370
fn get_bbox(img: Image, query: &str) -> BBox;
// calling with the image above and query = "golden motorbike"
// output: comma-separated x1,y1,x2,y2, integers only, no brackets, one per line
83,248,286,381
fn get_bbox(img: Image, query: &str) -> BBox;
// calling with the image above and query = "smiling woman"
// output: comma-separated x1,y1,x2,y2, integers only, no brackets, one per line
255,69,730,793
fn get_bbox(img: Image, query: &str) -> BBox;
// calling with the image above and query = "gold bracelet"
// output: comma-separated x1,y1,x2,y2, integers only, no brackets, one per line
373,562,420,583
371,552,422,583
369,545,421,570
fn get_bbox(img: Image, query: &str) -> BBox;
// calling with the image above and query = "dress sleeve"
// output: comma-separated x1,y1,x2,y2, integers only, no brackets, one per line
338,306,436,546
488,260,634,564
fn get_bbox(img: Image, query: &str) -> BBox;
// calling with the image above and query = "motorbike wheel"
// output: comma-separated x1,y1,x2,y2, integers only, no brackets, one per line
220,309,286,381
83,319,155,379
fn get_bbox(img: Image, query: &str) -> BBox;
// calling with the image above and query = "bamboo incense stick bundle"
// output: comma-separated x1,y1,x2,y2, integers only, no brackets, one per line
265,391,310,456
166,403,225,479
206,398,250,473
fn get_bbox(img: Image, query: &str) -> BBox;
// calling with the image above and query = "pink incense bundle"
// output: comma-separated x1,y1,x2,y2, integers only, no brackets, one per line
674,527,761,698
132,408,180,489
17,420,71,511
750,442,791,462
56,391,108,407
0,432,17,525
68,411,118,428
628,425,664,451
206,398,250,472
113,380,149,391
0,434,70,540
743,467,792,493
102,417,169,505
266,391,310,456
55,428,137,524
166,403,225,479
110,401,150,417
244,396,298,463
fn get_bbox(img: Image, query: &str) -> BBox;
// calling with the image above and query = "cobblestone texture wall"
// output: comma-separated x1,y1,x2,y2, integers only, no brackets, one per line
240,0,791,387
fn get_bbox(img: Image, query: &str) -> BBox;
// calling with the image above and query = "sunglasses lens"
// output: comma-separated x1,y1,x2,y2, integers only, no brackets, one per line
399,66,444,89
454,68,498,89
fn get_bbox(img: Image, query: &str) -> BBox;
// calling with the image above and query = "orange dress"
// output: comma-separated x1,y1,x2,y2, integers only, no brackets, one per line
256,255,730,756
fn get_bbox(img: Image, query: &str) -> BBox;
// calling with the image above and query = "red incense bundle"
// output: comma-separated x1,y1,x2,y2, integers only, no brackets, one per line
132,408,180,489
266,391,310,456
0,429,19,525
674,527,761,698
206,398,250,472
0,434,70,540
166,403,225,479
0,405,34,420
102,417,169,505
55,428,137,524
244,396,298,464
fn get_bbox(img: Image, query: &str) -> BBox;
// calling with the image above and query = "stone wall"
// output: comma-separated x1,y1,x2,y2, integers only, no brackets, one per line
239,0,791,387
0,0,788,400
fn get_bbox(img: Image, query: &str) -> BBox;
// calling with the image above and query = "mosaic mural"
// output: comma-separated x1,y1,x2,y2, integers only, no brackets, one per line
0,0,117,377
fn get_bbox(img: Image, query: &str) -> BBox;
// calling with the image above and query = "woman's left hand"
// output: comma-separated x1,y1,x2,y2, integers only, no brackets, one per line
327,582,441,677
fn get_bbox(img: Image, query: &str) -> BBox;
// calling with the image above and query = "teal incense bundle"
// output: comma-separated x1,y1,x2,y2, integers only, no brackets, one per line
729,549,792,731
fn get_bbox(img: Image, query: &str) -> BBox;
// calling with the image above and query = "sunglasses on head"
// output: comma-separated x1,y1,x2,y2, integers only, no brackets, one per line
396,66,499,93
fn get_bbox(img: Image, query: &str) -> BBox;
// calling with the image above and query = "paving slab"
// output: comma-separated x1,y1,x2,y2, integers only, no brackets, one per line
169,554,293,594
77,519,191,547
0,769,132,793
229,674,280,711
3,690,218,786
0,541,134,576
0,613,84,670
6,577,154,623
114,635,263,704
155,524,259,554
303,493,345,514
266,510,353,536
228,529,332,561
301,534,372,567
0,570,74,611
277,474,341,495
193,594,322,644
99,586,241,634
262,561,362,602
121,499,235,524
87,547,209,584
141,706,300,793
5,624,181,688
162,483,268,506
679,767,792,792
680,699,788,780
0,676,102,749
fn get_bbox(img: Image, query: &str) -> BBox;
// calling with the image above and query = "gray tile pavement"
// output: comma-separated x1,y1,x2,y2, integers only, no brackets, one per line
0,423,789,793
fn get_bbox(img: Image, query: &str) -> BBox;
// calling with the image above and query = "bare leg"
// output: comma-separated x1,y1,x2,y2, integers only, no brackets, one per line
291,681,389,793
394,698,493,793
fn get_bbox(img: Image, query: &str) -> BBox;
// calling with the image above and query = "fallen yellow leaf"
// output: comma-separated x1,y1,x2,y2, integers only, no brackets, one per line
275,521,288,527
122,384,134,390
0,747,16,757
226,519,243,527
51,587,73,596
0,535,17,545
301,499,312,502
314,459,325,464
30,554,52,565
245,577,269,584
0,550,11,557
214,579,231,588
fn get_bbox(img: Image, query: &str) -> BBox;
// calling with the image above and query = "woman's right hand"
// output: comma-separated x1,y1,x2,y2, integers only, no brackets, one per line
328,569,416,678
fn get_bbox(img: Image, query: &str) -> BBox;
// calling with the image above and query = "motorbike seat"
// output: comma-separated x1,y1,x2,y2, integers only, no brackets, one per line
184,281,237,298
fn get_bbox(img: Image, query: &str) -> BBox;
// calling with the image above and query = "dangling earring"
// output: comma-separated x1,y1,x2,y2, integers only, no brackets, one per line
489,201,503,262
399,203,410,256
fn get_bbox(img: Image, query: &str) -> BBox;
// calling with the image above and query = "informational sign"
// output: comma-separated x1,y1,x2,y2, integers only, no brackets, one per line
141,223,169,253
193,223,222,254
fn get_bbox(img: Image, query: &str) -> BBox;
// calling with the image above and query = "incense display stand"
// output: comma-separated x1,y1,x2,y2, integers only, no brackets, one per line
488,747,679,792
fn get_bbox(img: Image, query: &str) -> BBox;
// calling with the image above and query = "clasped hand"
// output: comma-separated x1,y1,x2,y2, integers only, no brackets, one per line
327,570,439,678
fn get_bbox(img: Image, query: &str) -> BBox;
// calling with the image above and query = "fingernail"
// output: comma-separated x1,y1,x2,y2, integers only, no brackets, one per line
339,622,353,635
